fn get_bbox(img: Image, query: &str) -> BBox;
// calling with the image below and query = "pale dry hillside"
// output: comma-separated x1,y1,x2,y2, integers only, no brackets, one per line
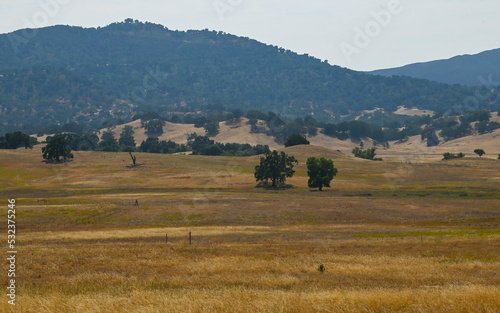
35,113,500,162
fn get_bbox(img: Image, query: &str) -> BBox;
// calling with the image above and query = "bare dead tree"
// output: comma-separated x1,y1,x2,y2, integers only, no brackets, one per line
123,146,137,167
129,151,137,166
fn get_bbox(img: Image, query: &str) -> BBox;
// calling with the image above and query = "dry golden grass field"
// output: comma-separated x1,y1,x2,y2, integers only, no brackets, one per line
1,146,500,312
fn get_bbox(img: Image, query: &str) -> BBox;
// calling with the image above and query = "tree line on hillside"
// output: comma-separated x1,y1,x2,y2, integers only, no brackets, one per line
3,107,499,157
138,108,500,146
3,105,500,156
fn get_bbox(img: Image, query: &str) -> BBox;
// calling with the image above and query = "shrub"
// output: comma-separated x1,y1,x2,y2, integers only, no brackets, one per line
352,147,382,161
443,152,465,160
284,134,310,147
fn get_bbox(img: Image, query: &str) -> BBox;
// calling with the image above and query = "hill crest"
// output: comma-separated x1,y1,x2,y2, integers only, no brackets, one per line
1,20,499,135
369,48,500,86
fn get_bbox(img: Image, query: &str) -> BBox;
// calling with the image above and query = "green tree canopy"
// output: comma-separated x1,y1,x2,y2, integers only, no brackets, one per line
284,134,310,147
98,129,120,152
204,121,220,137
306,157,338,191
474,149,485,157
145,119,165,137
0,131,33,149
119,125,136,147
443,152,465,160
254,150,298,188
42,135,73,162
352,147,381,160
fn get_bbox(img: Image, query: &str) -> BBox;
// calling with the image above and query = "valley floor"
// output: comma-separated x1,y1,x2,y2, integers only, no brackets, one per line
1,148,499,312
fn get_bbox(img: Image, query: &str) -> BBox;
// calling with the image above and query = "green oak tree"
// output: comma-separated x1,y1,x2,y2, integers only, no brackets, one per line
284,134,310,147
254,150,298,188
474,149,485,157
119,125,136,148
42,135,73,162
98,129,120,152
306,157,338,191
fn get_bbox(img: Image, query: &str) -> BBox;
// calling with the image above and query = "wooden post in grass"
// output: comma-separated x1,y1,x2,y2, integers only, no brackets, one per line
189,232,192,245
166,233,168,243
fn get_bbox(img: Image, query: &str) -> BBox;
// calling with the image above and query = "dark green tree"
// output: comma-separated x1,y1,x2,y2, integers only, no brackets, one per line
307,126,318,136
284,134,310,147
443,152,465,160
145,119,165,137
98,129,120,152
421,128,440,147
281,122,306,142
0,131,33,149
230,109,244,120
352,147,381,160
322,124,337,137
119,125,136,147
474,149,485,157
204,121,220,137
81,133,99,151
426,130,440,147
42,135,73,162
245,110,267,122
306,157,338,191
140,137,162,153
254,150,298,188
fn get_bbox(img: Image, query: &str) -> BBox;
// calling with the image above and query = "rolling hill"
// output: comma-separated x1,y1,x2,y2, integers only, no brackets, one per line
369,48,500,86
33,113,496,162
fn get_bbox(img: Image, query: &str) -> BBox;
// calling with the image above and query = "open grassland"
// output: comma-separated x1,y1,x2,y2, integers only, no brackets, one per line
1,147,500,312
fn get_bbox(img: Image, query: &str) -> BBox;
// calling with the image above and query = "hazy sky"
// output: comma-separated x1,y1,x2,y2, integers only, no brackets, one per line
1,0,499,71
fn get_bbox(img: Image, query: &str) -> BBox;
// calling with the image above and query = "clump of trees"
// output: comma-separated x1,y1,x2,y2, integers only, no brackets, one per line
144,119,166,137
203,121,220,137
191,135,268,156
284,134,310,147
254,150,298,188
119,125,136,148
352,147,382,161
442,152,465,160
140,137,188,154
54,133,99,151
306,157,338,191
98,129,121,152
42,135,73,162
0,131,36,149
421,128,440,147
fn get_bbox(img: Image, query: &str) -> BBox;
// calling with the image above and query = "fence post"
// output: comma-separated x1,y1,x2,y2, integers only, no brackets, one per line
166,233,168,243
189,232,192,245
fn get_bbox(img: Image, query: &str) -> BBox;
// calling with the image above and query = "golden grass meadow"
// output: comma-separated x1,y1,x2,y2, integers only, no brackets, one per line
1,146,500,312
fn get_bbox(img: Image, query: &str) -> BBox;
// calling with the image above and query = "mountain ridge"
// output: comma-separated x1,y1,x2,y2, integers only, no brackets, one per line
0,20,499,135
368,48,500,86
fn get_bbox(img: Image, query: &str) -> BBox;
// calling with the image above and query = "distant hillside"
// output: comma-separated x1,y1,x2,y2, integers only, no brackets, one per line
369,48,500,86
30,111,500,162
0,67,116,131
1,20,499,135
